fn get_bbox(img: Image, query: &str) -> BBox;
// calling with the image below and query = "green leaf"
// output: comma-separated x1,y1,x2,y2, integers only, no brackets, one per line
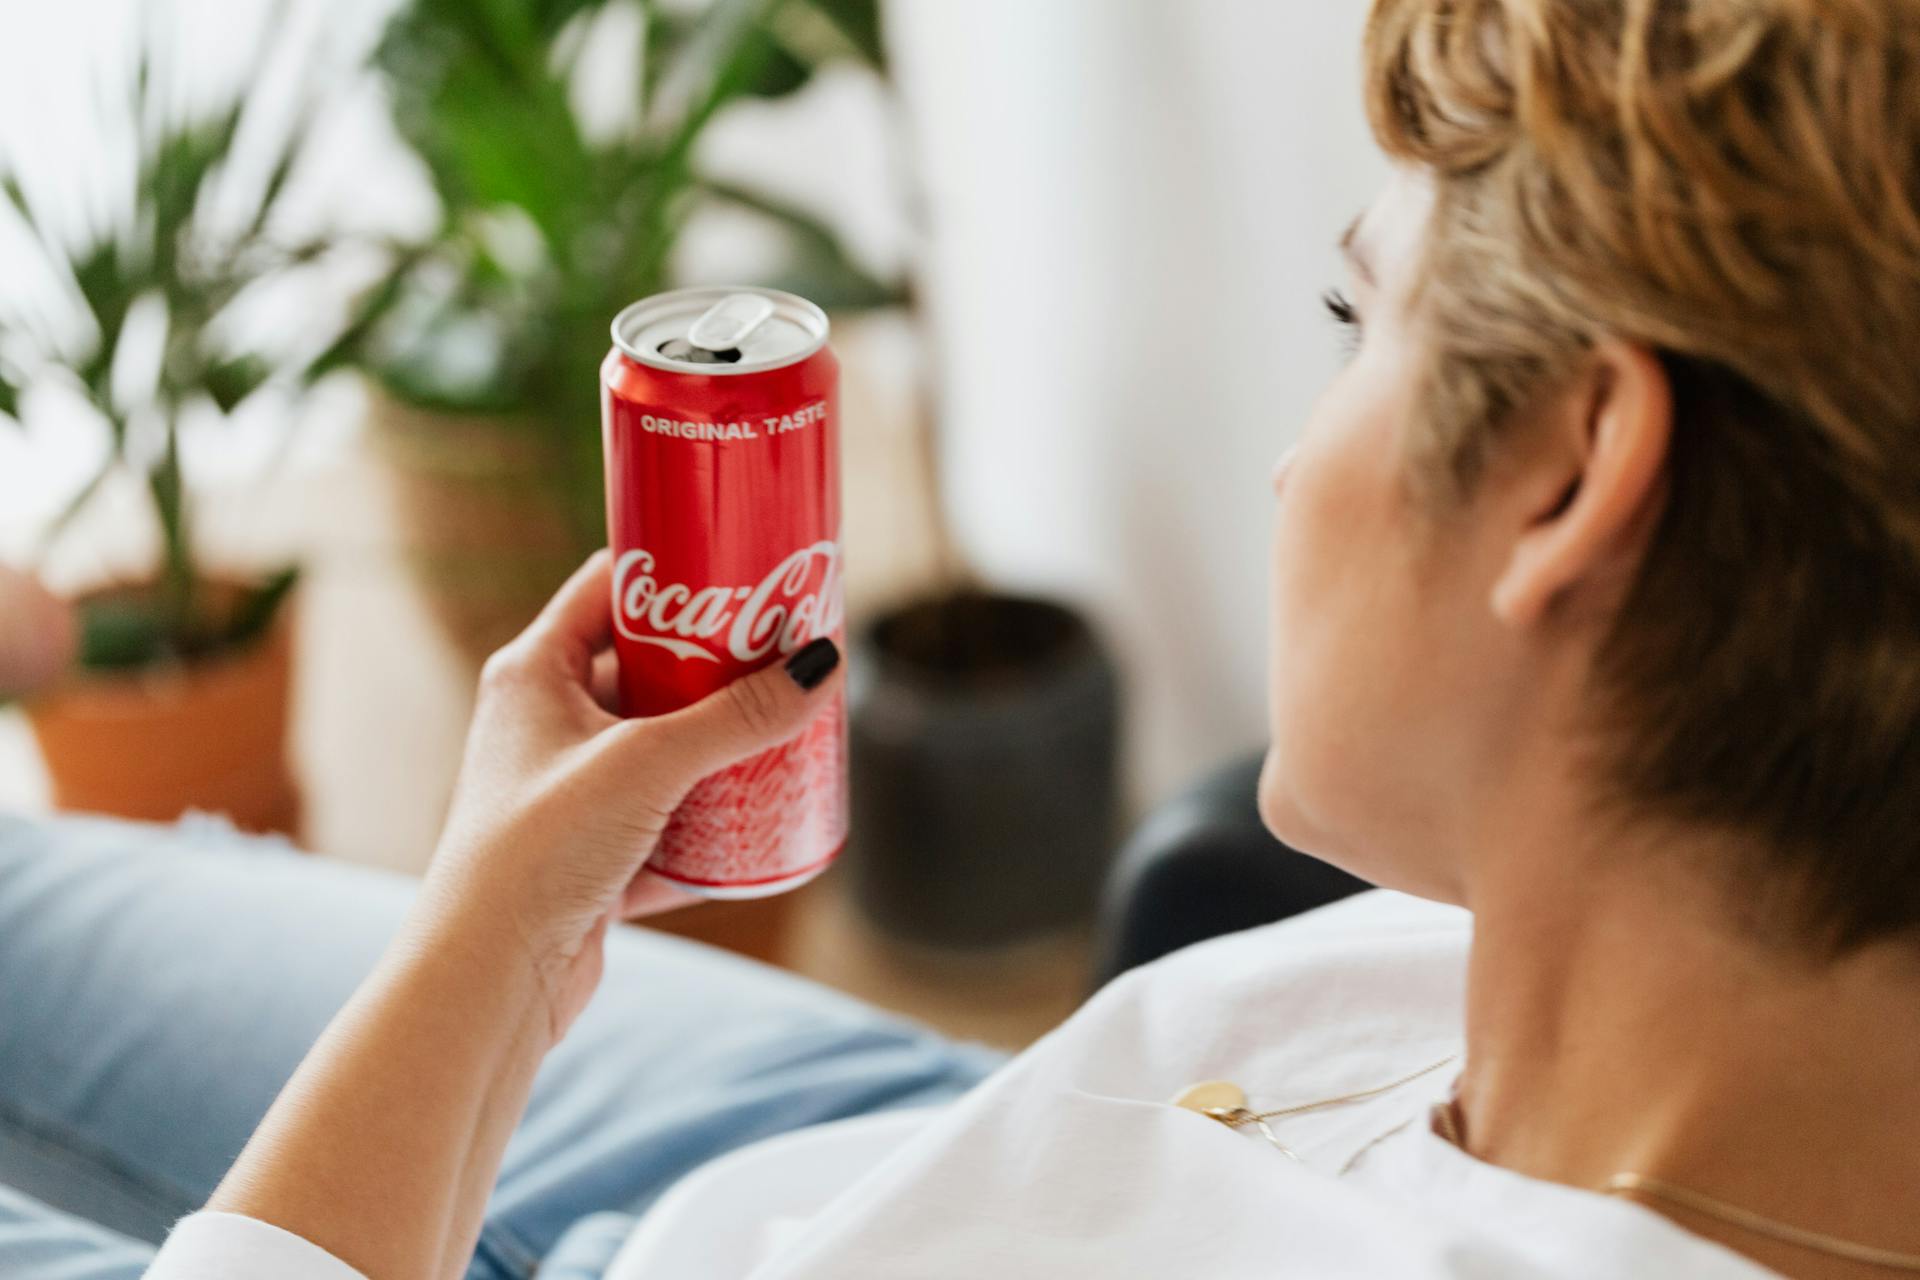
803,0,884,68
699,179,902,308
78,598,170,671
0,174,29,225
67,241,141,399
378,17,599,253
0,366,20,425
243,113,314,243
417,0,548,82
148,429,193,638
2,172,90,315
226,565,300,649
141,99,247,286
650,0,781,167
36,458,115,555
736,24,814,99
74,567,298,670
763,247,903,311
534,0,604,41
303,250,424,384
202,354,272,413
641,2,686,118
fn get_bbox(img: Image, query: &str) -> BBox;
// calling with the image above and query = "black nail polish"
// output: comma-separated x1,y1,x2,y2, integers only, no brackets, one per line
785,637,840,691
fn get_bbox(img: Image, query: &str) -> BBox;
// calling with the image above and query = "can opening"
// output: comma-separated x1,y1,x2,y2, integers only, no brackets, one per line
656,338,744,365
611,287,828,375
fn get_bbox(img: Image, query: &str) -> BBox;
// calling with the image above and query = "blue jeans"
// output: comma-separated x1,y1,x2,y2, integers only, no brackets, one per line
0,814,1002,1278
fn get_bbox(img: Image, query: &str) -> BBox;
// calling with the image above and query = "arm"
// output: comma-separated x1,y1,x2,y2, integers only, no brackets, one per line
202,551,844,1280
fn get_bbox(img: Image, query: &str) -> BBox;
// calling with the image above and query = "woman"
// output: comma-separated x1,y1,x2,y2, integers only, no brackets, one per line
5,0,1919,1274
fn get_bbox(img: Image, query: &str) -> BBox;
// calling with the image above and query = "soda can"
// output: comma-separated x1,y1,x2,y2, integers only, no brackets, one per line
602,286,846,898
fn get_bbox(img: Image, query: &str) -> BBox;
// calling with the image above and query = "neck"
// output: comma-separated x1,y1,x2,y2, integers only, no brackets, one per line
1454,813,1920,1279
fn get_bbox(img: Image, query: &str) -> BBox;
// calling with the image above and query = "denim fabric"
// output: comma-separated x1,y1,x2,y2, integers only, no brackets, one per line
0,814,1002,1279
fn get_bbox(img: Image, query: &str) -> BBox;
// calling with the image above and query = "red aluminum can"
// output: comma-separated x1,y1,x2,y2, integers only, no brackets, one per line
601,286,846,897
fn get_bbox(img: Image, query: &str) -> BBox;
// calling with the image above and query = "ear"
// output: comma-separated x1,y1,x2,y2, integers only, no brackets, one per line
1490,342,1672,628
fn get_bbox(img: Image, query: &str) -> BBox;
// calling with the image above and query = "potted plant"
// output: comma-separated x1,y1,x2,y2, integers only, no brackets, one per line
0,48,398,836
358,0,900,665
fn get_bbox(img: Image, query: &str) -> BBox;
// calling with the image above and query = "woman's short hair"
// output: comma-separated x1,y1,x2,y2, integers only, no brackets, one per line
1363,0,1920,953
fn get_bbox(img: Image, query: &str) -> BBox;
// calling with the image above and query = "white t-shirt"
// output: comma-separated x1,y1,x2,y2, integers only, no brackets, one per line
145,891,1779,1279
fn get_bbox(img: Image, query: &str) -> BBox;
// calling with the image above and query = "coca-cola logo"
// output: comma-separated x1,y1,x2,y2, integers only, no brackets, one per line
613,542,843,663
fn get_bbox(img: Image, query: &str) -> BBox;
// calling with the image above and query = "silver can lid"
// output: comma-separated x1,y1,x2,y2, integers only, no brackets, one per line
611,286,829,376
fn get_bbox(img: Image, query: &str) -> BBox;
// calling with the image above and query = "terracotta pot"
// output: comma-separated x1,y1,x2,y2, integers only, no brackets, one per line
368,389,600,668
24,590,302,837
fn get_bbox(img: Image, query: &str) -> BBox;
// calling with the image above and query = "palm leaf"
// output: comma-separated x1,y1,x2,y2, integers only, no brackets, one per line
226,565,301,649
0,363,19,425
803,0,884,69
698,178,902,308
0,173,31,230
66,240,141,409
641,0,678,118
646,4,817,106
378,13,598,253
201,355,273,414
36,457,116,556
646,0,781,169
79,598,171,670
303,248,424,384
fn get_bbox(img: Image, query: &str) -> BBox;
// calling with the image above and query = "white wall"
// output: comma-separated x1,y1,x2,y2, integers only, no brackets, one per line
890,1,1387,808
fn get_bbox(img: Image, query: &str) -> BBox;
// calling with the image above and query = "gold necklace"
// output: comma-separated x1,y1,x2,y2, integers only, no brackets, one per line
1605,1175,1920,1272
1433,1099,1920,1272
1171,1054,1459,1162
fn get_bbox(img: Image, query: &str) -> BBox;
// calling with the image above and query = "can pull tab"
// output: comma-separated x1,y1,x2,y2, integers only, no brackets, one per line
688,293,776,353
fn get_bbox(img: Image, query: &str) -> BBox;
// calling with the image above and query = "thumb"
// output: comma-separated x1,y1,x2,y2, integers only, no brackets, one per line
607,637,843,798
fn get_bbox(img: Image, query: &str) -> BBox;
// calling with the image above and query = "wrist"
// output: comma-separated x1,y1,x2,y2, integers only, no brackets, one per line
395,890,563,1055
418,821,621,1045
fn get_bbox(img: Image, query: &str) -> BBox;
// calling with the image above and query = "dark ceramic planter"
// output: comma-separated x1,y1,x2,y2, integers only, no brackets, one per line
847,591,1122,947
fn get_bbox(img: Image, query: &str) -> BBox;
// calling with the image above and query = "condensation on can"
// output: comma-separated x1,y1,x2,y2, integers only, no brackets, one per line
602,287,847,899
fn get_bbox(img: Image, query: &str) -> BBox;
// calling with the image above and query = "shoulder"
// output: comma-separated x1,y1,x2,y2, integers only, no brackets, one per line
1028,891,1470,1097
1107,888,1471,999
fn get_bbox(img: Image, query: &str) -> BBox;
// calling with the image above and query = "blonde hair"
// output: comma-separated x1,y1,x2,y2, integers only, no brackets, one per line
1364,0,1920,952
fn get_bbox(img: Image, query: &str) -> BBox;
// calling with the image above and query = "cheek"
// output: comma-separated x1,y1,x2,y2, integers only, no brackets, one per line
1259,370,1420,862
1267,373,1401,671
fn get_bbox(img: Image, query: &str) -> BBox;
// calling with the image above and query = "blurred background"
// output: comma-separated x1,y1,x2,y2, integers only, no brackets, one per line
0,0,1382,1048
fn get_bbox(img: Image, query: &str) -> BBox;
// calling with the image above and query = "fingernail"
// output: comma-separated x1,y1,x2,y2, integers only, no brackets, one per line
784,637,840,691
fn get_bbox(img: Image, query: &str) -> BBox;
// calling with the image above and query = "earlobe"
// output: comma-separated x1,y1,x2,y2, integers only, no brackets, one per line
1489,344,1672,630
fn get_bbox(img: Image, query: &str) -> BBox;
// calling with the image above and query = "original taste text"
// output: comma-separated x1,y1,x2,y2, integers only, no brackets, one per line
636,399,828,442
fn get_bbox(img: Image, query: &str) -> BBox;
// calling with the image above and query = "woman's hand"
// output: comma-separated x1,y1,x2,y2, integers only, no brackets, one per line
0,565,75,700
419,549,843,1045
205,551,841,1279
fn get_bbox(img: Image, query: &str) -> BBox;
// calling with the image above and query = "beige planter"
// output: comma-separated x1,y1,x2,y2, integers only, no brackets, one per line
25,586,301,837
368,389,600,668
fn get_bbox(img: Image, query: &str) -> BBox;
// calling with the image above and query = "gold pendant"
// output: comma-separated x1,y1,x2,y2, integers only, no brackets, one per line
1171,1080,1302,1160
1170,1080,1248,1117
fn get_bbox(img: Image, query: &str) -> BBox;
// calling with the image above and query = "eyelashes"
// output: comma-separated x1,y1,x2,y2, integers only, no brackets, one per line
1322,288,1362,357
